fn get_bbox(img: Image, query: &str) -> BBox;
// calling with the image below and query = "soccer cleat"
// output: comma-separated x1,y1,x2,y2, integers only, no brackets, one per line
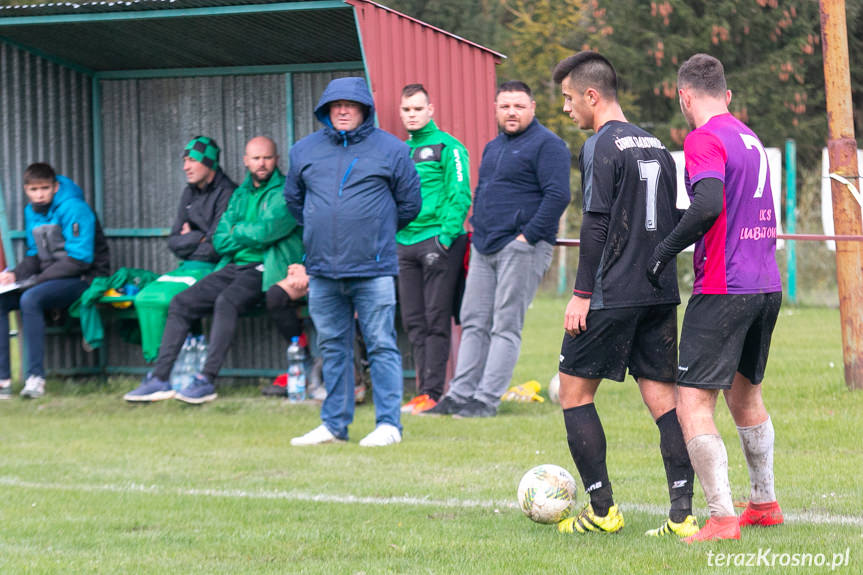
410,395,438,414
174,374,217,404
358,423,402,447
262,374,287,397
401,394,430,413
0,379,11,400
290,424,344,446
124,373,175,402
683,516,740,543
739,501,784,527
19,375,46,399
645,515,699,538
558,504,624,534
419,395,465,416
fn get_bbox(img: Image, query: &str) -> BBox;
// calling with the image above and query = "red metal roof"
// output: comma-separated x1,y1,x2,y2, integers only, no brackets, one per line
347,0,504,190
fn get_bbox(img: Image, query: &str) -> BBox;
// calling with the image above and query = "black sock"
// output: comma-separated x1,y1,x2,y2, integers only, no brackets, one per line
656,408,694,522
563,403,613,516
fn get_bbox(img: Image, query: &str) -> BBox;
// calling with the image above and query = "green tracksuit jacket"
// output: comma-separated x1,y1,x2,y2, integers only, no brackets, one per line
213,169,304,291
396,120,471,248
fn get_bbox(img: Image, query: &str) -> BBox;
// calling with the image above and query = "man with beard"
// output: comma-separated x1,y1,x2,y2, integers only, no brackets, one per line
425,81,570,418
125,136,303,404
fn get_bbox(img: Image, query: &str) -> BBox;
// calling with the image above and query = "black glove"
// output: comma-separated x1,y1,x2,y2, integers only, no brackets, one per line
646,250,667,289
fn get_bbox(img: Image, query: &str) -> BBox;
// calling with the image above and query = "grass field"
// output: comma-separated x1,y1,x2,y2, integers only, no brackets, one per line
0,295,861,573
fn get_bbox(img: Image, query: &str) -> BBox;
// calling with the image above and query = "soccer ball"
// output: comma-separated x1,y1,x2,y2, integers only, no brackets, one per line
517,464,577,524
548,373,560,404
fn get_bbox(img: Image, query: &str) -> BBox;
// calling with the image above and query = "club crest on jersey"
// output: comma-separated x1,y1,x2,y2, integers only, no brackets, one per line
412,143,444,164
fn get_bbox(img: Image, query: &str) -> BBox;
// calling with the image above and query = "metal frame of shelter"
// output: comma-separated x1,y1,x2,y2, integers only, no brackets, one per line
0,0,503,378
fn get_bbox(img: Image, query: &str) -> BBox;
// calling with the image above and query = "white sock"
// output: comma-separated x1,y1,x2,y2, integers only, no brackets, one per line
737,416,776,504
686,434,735,517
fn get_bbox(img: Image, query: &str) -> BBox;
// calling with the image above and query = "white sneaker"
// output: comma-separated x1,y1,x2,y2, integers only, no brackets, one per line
290,424,344,446
20,375,45,399
358,423,402,447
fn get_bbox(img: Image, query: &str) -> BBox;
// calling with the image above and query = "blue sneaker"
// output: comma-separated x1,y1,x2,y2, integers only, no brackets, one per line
123,373,174,402
175,374,217,405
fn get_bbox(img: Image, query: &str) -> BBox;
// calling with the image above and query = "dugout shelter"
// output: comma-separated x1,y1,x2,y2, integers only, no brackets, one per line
0,0,504,378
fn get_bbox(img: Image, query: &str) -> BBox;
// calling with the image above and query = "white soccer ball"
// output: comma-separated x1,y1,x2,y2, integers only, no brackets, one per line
548,373,560,404
517,464,577,524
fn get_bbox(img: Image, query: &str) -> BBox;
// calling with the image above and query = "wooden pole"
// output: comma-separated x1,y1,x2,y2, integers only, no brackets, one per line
820,0,863,390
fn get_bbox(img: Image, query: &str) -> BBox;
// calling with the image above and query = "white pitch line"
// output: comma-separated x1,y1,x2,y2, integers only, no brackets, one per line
1,476,861,527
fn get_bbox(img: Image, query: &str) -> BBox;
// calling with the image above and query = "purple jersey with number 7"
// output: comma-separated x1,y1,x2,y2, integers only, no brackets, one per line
683,113,782,295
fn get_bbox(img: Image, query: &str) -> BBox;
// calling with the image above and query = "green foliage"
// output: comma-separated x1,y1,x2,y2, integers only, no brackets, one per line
386,0,863,170
582,1,830,165
495,0,593,145
384,0,512,50
0,298,861,573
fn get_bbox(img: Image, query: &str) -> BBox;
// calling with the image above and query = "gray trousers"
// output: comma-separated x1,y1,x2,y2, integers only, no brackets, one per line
446,238,553,406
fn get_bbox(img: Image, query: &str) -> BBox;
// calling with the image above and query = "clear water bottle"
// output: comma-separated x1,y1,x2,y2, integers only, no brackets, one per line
193,335,208,373
287,336,306,402
170,335,194,391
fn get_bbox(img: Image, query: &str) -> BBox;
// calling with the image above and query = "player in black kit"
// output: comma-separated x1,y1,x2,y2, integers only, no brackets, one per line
552,51,697,538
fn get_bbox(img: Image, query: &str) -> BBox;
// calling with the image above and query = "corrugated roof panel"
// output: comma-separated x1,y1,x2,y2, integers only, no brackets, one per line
349,0,500,190
100,73,287,233
0,7,360,71
0,0,326,16
0,42,93,231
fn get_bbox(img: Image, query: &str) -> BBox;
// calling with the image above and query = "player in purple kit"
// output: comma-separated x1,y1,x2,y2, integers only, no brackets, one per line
647,54,783,542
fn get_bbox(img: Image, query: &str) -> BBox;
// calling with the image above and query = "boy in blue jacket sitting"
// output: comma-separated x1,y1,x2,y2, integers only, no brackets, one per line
0,163,109,399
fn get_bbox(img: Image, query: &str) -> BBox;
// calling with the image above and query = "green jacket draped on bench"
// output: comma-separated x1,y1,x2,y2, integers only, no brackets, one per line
68,267,158,349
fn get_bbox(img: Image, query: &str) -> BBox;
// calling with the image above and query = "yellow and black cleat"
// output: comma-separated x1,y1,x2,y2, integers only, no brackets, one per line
558,503,624,534
644,515,699,537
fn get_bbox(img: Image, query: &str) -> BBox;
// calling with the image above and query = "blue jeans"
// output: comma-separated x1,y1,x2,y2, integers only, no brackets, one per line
0,278,88,379
309,276,402,440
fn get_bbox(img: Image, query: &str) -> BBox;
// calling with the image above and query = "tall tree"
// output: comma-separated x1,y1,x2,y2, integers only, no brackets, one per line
496,0,593,144
384,0,512,51
586,0,838,164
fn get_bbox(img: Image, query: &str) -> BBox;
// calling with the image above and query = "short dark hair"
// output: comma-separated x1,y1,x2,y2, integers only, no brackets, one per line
678,53,727,97
23,162,56,185
552,51,617,99
401,83,429,101
496,80,532,98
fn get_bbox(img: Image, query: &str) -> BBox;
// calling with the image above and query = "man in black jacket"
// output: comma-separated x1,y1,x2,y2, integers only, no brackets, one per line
425,81,571,418
133,136,236,362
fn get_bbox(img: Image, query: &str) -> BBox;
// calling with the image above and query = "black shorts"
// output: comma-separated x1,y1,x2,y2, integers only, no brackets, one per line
558,305,677,383
677,292,782,390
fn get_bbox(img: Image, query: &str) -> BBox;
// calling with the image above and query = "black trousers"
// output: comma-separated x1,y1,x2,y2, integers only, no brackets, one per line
397,234,467,400
266,283,304,343
153,263,263,382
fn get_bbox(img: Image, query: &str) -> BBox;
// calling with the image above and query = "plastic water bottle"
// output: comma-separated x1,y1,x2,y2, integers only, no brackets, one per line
193,335,208,373
287,336,306,402
170,335,194,391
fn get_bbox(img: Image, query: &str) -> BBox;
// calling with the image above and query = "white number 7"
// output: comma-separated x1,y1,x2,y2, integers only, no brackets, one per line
740,133,767,198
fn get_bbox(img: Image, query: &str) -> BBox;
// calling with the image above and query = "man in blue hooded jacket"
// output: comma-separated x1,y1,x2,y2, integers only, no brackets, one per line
285,77,422,447
0,162,110,399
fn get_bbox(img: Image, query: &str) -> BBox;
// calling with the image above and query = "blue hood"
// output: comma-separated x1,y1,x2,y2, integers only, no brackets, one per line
51,175,86,211
314,77,376,141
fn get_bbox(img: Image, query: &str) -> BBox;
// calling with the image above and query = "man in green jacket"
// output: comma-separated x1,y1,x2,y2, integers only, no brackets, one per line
124,136,303,404
396,84,471,415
